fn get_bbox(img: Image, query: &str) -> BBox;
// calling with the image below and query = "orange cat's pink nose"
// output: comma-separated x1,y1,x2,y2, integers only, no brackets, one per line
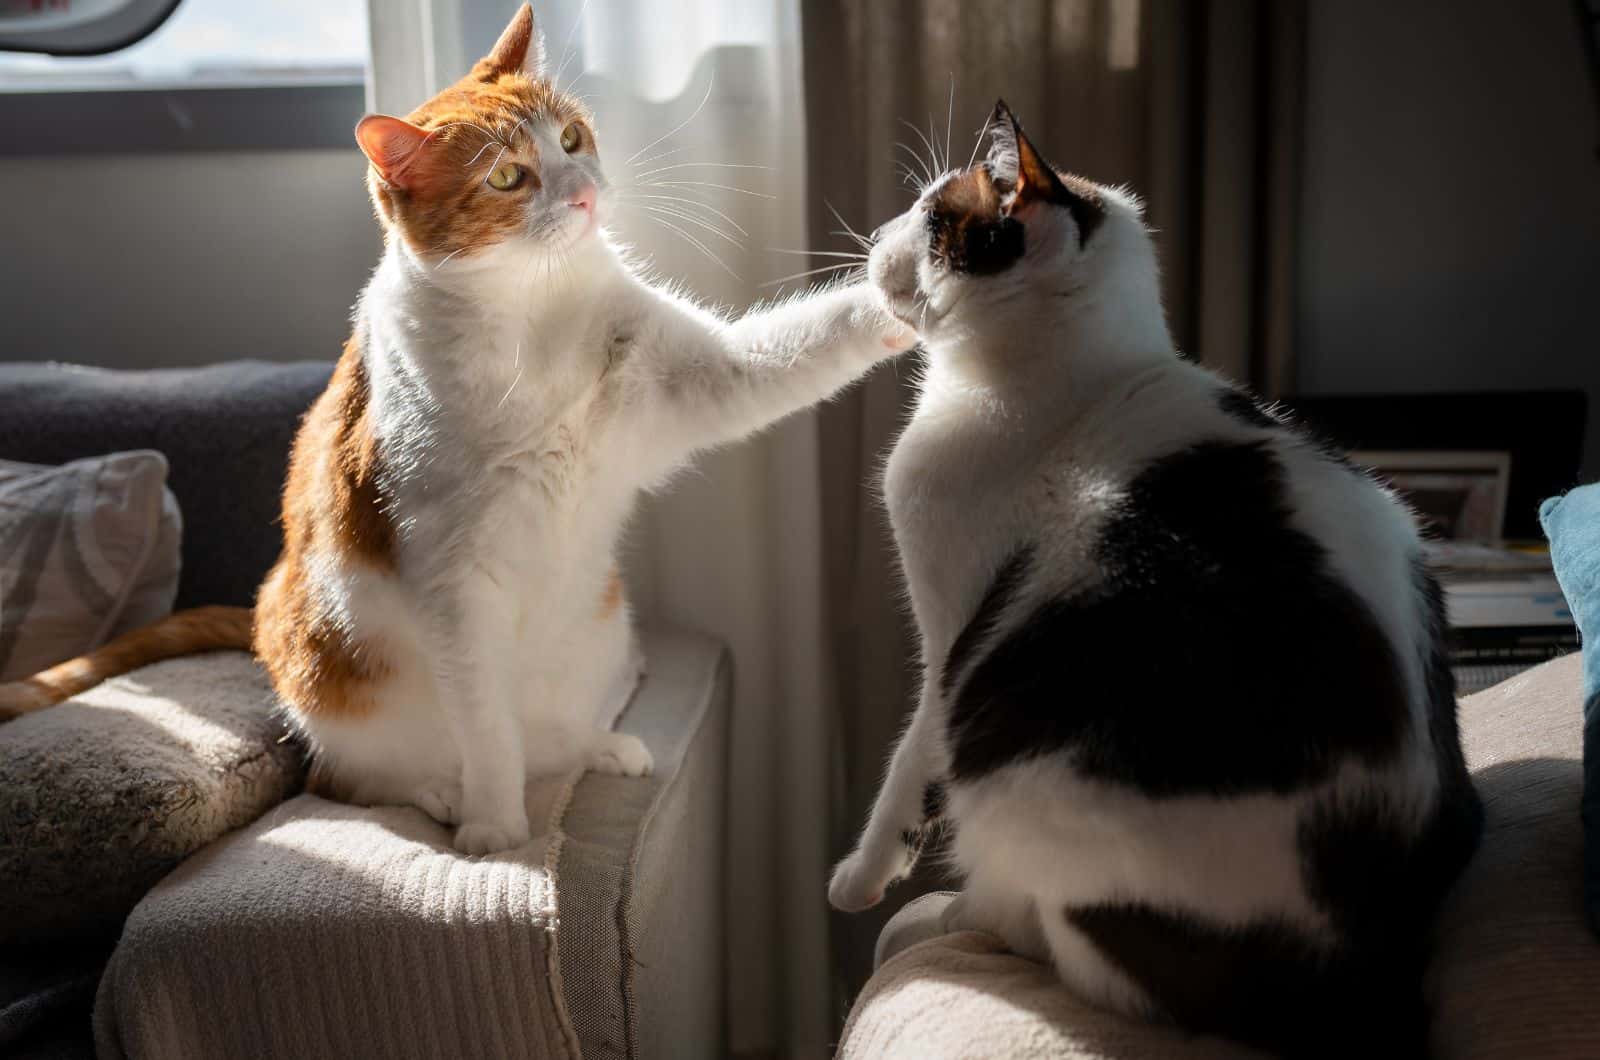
568,186,597,213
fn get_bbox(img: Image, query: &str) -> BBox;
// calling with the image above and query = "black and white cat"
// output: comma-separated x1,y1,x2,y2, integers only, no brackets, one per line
828,102,1483,1054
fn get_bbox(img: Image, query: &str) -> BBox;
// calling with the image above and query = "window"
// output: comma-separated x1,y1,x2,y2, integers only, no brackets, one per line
0,0,367,90
0,0,369,155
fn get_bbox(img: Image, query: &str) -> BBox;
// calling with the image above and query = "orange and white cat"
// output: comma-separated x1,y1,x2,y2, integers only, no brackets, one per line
0,4,911,855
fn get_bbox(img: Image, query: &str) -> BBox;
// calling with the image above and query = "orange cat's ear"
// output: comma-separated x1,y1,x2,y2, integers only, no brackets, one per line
475,2,547,81
355,114,433,190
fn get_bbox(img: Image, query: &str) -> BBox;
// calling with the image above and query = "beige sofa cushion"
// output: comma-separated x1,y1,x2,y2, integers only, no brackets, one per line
1429,652,1598,1058
0,651,304,944
844,654,1599,1058
94,629,731,1060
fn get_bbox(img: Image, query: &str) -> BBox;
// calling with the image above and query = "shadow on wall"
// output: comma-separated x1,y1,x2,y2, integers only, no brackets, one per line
0,147,381,369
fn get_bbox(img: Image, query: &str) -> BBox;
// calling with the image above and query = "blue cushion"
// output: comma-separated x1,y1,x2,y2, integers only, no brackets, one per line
1541,483,1600,937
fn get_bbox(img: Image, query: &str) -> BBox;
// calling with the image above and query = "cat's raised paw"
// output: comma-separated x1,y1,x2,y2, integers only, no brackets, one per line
882,323,918,351
454,818,531,856
828,852,890,913
588,731,654,777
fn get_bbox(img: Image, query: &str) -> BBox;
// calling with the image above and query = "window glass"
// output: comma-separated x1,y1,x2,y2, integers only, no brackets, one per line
0,0,366,90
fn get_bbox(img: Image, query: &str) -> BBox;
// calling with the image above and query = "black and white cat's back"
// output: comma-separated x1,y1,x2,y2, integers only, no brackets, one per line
831,101,1481,1056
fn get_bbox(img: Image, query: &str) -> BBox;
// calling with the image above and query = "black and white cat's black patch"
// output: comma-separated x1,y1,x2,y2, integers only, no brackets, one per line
944,440,1407,794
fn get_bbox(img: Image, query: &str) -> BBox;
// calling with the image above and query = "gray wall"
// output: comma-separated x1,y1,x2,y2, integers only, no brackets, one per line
1297,0,1600,478
0,149,379,368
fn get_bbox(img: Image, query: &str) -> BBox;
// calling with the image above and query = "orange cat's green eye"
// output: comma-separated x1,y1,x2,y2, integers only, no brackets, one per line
560,121,583,153
487,162,523,191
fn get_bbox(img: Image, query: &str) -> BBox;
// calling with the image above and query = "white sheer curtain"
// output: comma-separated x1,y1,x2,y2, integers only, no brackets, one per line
366,1,834,1054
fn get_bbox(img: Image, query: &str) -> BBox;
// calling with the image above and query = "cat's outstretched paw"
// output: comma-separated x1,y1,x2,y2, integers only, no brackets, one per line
828,849,895,913
453,815,530,856
882,323,918,351
587,731,654,777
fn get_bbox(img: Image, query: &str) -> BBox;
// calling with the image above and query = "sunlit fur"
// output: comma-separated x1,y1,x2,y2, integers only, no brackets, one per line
256,4,909,856
4,5,909,857
830,104,1476,1048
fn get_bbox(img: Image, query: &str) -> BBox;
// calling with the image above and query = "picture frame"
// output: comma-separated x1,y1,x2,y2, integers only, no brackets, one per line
1351,449,1512,544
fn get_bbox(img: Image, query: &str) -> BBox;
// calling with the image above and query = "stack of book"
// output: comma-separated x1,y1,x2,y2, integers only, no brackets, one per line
1431,543,1578,694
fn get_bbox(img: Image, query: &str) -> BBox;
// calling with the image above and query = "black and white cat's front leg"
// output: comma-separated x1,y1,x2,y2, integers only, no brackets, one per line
828,677,948,912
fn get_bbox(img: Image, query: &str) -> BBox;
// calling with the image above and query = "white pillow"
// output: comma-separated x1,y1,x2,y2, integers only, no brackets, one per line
0,451,182,681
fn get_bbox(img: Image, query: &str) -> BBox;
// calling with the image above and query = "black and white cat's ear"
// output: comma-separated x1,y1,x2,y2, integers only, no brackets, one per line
986,100,1069,209
477,3,548,81
985,100,1105,241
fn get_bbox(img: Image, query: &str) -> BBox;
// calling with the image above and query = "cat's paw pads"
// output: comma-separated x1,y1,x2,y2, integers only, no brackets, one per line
882,323,918,351
410,780,463,826
453,817,531,856
828,852,891,913
588,732,654,777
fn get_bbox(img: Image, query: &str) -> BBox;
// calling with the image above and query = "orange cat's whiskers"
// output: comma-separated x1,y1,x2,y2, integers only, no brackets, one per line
631,204,742,248
550,0,591,90
632,210,740,280
464,139,502,168
625,76,714,166
636,179,774,201
429,120,503,146
613,191,748,238
497,340,524,409
629,161,768,182
757,260,865,291
481,144,511,186
629,144,689,169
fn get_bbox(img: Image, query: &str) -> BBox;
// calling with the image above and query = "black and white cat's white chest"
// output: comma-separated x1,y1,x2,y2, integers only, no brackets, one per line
884,374,1071,646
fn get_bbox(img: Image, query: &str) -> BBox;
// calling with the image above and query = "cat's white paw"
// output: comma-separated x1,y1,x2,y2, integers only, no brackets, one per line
828,849,894,913
410,780,463,826
882,322,918,351
588,731,654,777
453,816,531,856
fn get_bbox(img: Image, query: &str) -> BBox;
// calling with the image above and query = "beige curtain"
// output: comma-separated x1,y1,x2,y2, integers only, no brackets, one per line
799,0,1307,1020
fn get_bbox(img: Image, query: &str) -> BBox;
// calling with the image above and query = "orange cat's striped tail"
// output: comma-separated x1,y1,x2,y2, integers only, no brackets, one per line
0,606,253,721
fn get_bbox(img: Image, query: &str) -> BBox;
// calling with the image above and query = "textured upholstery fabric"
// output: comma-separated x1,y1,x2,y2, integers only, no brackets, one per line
844,654,1600,1059
1541,484,1600,935
1430,652,1600,1059
0,361,332,609
0,652,304,945
94,629,730,1060
844,918,1265,1060
0,452,180,681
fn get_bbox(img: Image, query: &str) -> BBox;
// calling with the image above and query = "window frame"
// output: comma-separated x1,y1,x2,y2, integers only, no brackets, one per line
0,80,365,155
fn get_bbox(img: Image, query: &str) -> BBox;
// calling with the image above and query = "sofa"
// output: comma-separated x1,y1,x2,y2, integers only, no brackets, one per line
0,362,732,1060
838,651,1600,1058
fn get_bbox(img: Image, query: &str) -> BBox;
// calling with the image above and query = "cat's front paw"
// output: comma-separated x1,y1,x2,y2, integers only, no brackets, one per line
828,849,896,913
453,814,531,856
881,321,917,351
409,779,463,826
587,731,654,777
